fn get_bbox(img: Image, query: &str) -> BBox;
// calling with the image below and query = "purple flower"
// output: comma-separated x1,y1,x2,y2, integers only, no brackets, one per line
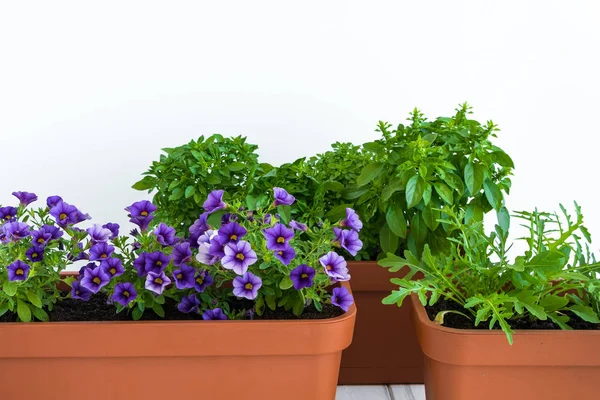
217,222,247,244
263,223,294,251
78,262,97,277
194,269,214,292
41,224,63,240
26,245,44,262
273,187,295,206
221,213,239,225
31,229,52,246
203,190,226,213
73,210,91,225
177,294,200,314
289,220,307,232
202,308,228,320
0,206,17,222
71,280,93,301
3,221,30,241
319,251,351,282
86,224,113,244
334,228,363,257
145,271,171,295
89,242,115,261
233,272,262,300
46,195,63,208
274,245,296,266
263,214,272,225
341,208,363,232
207,232,227,259
112,282,137,306
133,252,148,276
189,212,210,248
222,240,258,275
7,260,30,281
80,266,110,293
100,257,124,278
144,251,171,274
172,264,196,289
49,201,79,226
12,191,37,207
102,223,120,239
290,264,316,290
331,286,354,312
153,223,176,246
125,200,157,231
172,242,192,266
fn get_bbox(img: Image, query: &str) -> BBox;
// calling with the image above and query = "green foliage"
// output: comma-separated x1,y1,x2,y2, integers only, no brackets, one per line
381,203,600,344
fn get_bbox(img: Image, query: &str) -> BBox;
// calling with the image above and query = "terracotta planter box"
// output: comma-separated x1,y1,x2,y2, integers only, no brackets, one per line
411,294,600,400
338,261,424,384
0,282,356,400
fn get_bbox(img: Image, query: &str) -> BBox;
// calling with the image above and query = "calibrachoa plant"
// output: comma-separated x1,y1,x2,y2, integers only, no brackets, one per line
0,188,358,322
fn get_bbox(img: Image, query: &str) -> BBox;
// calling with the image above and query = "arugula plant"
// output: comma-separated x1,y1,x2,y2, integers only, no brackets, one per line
381,204,600,344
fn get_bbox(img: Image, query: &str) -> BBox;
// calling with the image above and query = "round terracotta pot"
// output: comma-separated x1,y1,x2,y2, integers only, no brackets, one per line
0,281,356,400
411,294,600,400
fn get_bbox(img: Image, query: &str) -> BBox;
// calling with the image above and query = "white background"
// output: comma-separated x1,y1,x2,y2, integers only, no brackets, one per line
1,0,599,255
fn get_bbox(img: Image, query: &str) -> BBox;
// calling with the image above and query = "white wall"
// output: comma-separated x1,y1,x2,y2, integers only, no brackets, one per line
1,0,599,252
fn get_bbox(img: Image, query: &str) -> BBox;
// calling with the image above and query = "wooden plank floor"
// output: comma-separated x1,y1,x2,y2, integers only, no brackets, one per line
336,385,425,400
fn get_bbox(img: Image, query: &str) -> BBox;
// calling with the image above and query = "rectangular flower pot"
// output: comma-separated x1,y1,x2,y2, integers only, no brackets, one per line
338,261,424,384
411,294,600,400
0,282,356,400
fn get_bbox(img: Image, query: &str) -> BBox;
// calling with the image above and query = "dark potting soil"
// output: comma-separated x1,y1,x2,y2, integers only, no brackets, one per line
426,297,600,331
0,293,343,323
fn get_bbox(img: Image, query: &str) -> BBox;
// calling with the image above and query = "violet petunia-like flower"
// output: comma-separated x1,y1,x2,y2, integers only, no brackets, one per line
112,282,137,306
217,221,247,245
189,212,210,247
73,209,91,225
263,214,272,225
341,208,363,232
289,220,308,232
49,201,79,226
334,228,363,257
177,294,200,314
31,229,52,246
274,245,296,266
153,223,177,246
172,242,192,266
7,260,31,281
263,223,294,251
145,271,171,295
202,308,228,320
89,242,115,261
319,251,351,282
221,240,258,275
41,224,63,240
125,200,157,231
331,286,354,312
100,257,124,278
194,269,214,293
12,191,38,207
290,264,316,290
80,265,110,293
3,221,30,241
221,213,238,225
144,251,171,274
71,280,93,301
232,272,262,300
86,224,113,244
197,232,221,265
26,245,44,262
273,187,295,206
203,190,226,213
172,264,196,289
0,206,17,222
46,195,63,208
102,223,120,239
133,252,148,276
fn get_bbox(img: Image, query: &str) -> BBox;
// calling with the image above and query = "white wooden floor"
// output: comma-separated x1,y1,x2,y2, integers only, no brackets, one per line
336,385,425,400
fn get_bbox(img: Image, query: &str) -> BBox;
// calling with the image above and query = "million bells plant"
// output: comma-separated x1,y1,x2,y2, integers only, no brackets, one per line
0,189,359,322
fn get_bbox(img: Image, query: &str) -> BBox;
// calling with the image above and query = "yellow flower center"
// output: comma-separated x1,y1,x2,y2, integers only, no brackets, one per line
141,211,148,216
230,234,237,241
16,268,24,275
32,253,38,258
100,254,108,259
154,278,163,284
37,238,45,243
277,237,285,243
109,268,116,275
75,290,80,295
245,283,253,290
236,253,245,260
123,291,130,298
196,277,204,285
4,216,11,220
326,265,332,271
59,213,67,220
277,251,283,255
156,261,162,266
93,277,101,284
176,273,183,279
301,273,308,279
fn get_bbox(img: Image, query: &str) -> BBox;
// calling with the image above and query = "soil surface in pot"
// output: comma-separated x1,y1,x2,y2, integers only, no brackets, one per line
0,294,343,322
426,297,600,330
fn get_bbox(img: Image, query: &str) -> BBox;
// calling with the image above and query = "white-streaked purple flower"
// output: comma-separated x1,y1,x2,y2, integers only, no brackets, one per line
217,222,247,244
86,224,113,244
202,308,228,320
334,228,363,257
102,223,120,239
290,264,316,290
26,245,44,262
203,190,226,213
153,223,176,246
100,257,124,278
3,221,30,241
12,191,37,207
222,240,258,275
173,264,196,289
71,280,93,301
144,251,171,274
177,294,201,314
113,282,137,306
319,251,350,282
80,265,111,293
232,272,262,300
125,200,157,231
172,242,192,266
273,187,295,206
274,245,296,266
263,214,272,225
7,260,30,281
289,220,307,232
263,223,294,251
89,242,115,261
331,286,354,312
341,208,363,232
46,195,63,208
207,233,227,260
0,206,17,222
194,269,214,292
145,271,171,295
221,213,238,225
